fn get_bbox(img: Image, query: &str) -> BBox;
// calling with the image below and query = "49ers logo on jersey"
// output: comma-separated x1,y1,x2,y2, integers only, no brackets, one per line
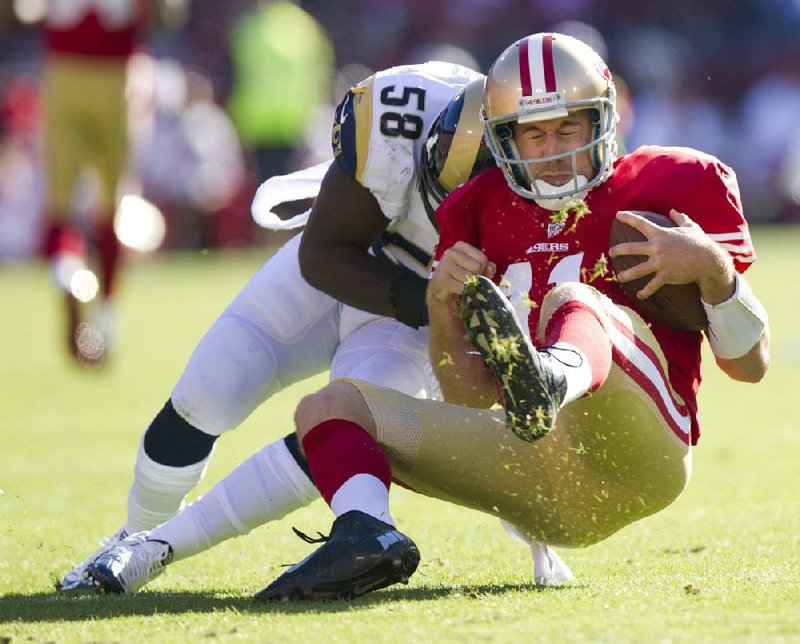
525,242,569,253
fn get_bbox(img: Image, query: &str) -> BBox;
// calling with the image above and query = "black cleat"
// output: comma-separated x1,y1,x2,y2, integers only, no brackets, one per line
254,511,420,602
459,275,566,442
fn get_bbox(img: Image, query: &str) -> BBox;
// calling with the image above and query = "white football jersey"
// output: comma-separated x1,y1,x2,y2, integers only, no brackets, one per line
333,62,483,277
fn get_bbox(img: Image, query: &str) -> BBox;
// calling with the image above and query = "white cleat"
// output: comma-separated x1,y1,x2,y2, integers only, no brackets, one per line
59,528,128,591
530,541,575,587
87,531,173,594
500,520,575,586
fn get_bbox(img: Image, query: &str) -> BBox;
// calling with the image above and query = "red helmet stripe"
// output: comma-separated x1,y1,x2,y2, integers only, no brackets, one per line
543,33,556,92
518,36,532,96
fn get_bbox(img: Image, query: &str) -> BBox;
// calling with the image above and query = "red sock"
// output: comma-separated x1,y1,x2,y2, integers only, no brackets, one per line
301,419,392,506
545,301,612,392
94,218,121,298
43,221,86,260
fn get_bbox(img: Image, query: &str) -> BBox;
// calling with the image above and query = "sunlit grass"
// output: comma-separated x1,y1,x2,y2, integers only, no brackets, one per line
1,227,799,642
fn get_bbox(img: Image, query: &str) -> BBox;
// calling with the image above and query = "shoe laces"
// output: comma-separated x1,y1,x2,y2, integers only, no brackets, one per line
291,526,329,544
278,527,330,570
111,538,170,591
97,529,126,549
69,530,128,574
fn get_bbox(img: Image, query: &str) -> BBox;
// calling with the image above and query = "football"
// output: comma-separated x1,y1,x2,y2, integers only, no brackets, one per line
608,211,708,331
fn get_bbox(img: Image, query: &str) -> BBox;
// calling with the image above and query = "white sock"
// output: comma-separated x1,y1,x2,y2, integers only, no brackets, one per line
330,473,393,526
126,440,213,533
544,341,593,406
149,438,318,561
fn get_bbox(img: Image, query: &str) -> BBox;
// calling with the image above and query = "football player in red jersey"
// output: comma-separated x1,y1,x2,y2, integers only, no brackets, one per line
252,33,770,601
41,0,153,365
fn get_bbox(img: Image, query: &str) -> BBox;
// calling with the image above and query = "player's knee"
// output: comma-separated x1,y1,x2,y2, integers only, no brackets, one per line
294,381,375,444
540,282,606,335
171,379,246,436
544,282,596,309
171,316,281,436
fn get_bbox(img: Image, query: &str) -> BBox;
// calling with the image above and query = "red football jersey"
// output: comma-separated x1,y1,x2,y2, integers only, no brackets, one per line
434,145,755,445
44,1,147,58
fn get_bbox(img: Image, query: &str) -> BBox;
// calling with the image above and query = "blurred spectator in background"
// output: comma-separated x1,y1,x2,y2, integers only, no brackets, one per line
41,0,153,366
127,52,250,249
735,52,800,223
1,0,799,275
617,28,728,162
0,76,44,260
226,0,334,182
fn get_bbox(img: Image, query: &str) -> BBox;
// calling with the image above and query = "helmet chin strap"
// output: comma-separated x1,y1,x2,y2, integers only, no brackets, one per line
532,175,589,211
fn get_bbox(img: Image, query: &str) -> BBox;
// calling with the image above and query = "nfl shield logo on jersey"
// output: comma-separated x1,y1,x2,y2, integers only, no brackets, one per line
547,222,565,238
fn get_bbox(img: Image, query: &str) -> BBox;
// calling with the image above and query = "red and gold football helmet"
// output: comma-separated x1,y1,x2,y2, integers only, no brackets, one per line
482,33,619,209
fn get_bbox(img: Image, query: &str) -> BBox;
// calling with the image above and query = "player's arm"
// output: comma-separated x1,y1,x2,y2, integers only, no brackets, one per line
300,161,422,321
298,85,428,328
610,209,769,382
427,241,498,406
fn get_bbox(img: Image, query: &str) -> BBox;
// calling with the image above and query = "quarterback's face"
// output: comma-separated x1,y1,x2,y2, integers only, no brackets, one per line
513,110,594,187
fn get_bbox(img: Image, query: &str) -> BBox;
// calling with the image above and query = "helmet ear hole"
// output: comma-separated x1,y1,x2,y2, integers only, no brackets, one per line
498,136,526,186
496,123,514,141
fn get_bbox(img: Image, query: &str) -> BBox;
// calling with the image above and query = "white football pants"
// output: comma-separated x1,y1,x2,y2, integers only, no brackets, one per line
128,231,437,534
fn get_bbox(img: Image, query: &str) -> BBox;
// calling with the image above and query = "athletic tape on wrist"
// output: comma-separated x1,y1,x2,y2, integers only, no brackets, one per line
702,273,768,359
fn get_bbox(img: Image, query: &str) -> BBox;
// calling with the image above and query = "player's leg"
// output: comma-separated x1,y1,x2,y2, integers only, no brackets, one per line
62,235,339,589
41,57,91,361
151,319,430,562
84,59,129,358
86,317,432,594
256,307,692,599
129,233,339,530
331,374,688,545
329,311,435,398
460,276,608,440
86,433,320,594
251,319,433,600
253,380,420,601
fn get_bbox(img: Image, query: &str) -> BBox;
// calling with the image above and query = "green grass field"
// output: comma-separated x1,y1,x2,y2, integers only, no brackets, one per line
1,227,799,642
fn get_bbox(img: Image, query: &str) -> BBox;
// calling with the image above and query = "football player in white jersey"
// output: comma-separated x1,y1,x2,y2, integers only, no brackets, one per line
62,62,570,593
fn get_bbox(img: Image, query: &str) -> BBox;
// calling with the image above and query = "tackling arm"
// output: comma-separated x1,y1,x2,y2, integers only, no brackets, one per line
298,161,428,325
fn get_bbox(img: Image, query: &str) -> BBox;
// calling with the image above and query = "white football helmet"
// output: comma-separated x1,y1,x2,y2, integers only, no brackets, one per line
482,33,619,210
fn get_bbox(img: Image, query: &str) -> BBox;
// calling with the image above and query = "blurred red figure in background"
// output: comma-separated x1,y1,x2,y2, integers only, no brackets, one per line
41,0,152,365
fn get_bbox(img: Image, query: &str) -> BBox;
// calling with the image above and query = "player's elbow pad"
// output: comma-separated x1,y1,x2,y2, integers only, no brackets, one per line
389,272,429,329
702,273,768,360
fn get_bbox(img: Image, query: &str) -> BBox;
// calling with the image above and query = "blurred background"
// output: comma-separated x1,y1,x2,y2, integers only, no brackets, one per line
2,0,800,264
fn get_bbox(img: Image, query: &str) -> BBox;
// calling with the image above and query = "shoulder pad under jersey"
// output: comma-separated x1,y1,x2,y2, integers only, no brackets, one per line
332,62,482,222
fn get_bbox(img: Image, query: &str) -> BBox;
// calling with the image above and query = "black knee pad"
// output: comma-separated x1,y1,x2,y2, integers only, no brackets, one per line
143,399,218,467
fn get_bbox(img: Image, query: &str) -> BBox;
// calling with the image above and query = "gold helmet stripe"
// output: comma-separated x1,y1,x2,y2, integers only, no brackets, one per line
438,81,483,193
352,79,374,183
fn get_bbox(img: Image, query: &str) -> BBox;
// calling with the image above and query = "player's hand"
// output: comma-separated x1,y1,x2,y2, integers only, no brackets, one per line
609,209,735,302
428,242,496,304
